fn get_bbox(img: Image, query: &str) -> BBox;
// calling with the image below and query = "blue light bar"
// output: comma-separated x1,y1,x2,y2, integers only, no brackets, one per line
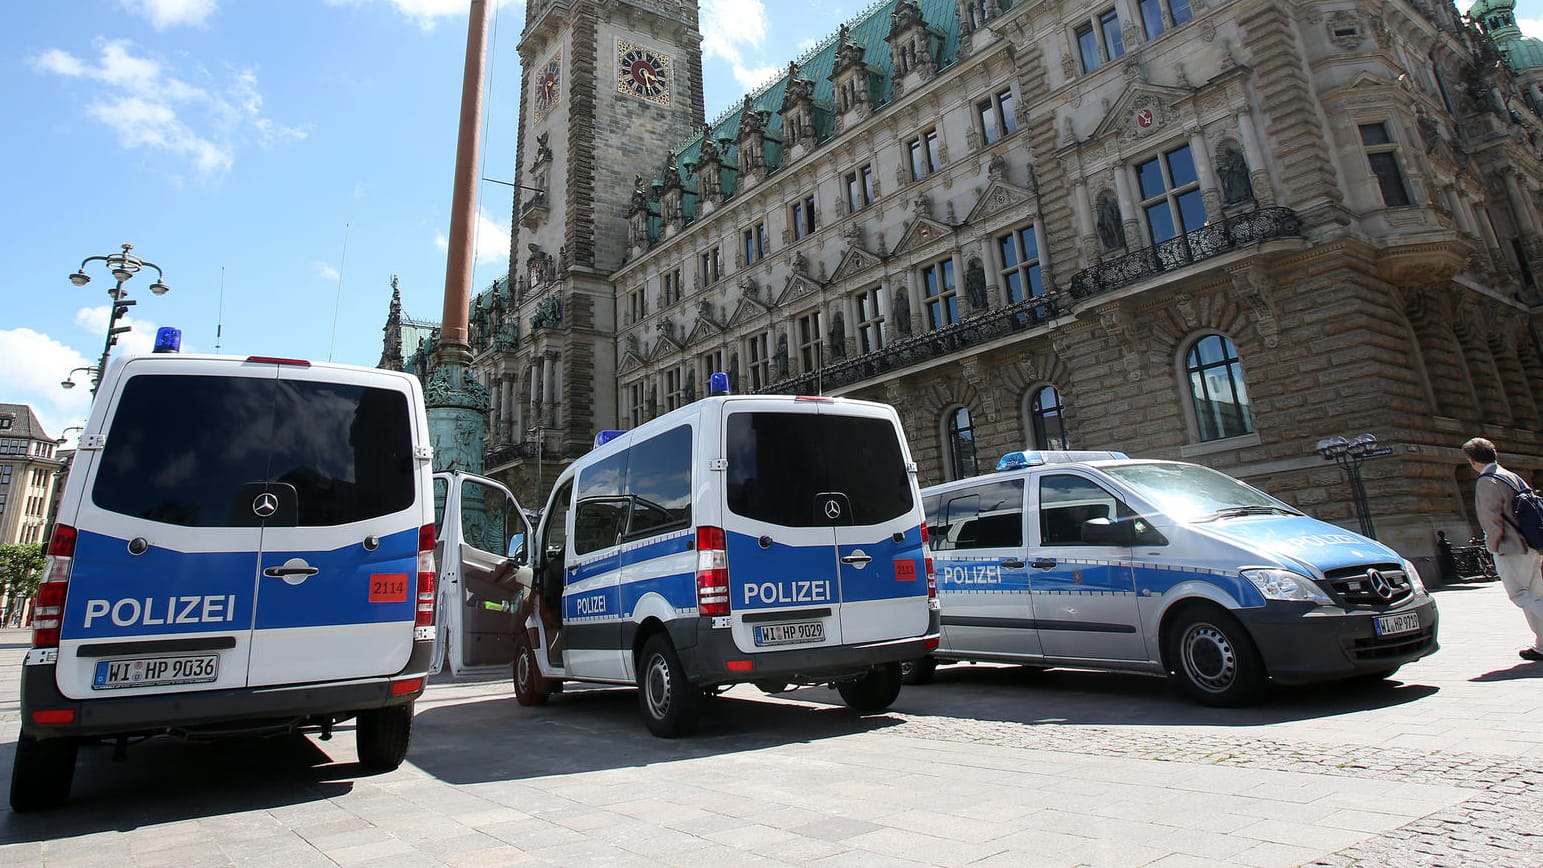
997,450,1130,471
709,371,730,396
153,327,182,353
593,429,627,449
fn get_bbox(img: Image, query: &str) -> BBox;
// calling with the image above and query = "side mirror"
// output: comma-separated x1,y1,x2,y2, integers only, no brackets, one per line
508,533,527,563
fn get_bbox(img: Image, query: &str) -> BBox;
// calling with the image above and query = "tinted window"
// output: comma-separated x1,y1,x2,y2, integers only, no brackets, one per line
1039,474,1120,546
624,425,692,538
574,450,628,554
946,480,1024,550
460,479,522,556
726,411,913,527
92,374,414,527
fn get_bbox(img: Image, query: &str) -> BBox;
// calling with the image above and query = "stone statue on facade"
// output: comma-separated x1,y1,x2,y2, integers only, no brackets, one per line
965,257,987,310
1216,143,1253,205
1096,192,1125,250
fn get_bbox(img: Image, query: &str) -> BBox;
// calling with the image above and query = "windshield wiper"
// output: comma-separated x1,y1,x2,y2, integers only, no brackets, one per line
1204,505,1299,521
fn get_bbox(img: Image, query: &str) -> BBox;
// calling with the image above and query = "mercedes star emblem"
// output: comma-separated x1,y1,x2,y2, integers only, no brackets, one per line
1366,568,1394,599
824,499,842,520
252,492,279,518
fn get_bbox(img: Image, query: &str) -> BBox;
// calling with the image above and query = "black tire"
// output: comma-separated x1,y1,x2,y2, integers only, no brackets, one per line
1166,606,1266,707
513,636,552,707
356,704,413,771
638,634,699,738
899,656,937,685
836,662,904,711
753,680,789,694
9,733,78,813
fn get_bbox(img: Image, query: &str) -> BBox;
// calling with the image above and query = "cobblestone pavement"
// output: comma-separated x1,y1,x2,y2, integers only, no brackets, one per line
1,580,1540,866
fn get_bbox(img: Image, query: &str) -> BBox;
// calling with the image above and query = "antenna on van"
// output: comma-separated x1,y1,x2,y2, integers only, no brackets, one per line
327,223,350,363
215,265,225,353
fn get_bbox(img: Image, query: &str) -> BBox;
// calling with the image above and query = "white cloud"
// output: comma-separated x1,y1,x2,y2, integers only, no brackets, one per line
434,206,511,267
30,39,305,178
315,262,342,282
0,329,100,445
1523,17,1543,37
324,0,524,32
119,0,219,29
701,0,781,90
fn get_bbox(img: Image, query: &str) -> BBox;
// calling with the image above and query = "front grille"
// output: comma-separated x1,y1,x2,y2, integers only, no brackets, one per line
1352,625,1436,661
1322,563,1413,607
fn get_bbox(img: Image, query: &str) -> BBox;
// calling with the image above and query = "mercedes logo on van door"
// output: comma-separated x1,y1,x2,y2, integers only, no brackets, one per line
824,499,842,520
1366,568,1394,600
252,492,279,518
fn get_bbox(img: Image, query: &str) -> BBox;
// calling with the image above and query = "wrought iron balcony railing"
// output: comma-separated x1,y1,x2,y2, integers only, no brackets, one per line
1069,206,1302,301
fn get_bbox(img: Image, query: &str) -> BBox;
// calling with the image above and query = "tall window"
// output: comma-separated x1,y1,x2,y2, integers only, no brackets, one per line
1136,144,1207,246
922,257,959,329
977,89,1018,146
997,225,1044,303
908,128,941,180
628,287,647,325
846,164,875,212
627,382,646,427
1076,9,1125,73
662,267,683,307
699,246,721,285
1185,334,1254,441
1029,386,1068,450
797,311,823,372
747,332,771,390
664,367,684,411
854,285,888,354
790,194,817,240
743,221,767,264
1139,0,1191,39
1360,122,1411,207
946,407,980,480
699,349,724,395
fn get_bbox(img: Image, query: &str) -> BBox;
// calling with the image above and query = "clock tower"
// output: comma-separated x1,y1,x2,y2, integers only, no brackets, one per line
480,0,704,500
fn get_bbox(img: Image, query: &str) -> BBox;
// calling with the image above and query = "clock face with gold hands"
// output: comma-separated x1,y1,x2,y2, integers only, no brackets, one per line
617,41,671,105
534,55,560,119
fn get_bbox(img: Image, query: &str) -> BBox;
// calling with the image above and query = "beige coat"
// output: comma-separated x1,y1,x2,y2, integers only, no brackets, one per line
1475,463,1532,555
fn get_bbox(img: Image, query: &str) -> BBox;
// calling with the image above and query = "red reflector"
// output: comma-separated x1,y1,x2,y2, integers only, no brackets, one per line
419,523,436,551
391,677,424,696
32,709,76,725
49,524,77,557
924,637,939,652
794,395,833,402
246,355,311,367
725,659,753,672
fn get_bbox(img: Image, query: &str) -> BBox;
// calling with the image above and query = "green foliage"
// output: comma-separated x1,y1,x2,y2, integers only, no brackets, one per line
0,543,47,601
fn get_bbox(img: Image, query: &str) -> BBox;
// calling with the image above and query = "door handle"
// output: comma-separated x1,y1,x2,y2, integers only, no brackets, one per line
1030,558,1057,569
1001,559,1025,569
263,565,319,578
841,553,872,566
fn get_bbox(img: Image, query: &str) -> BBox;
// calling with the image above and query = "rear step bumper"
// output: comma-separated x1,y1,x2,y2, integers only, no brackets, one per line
18,639,433,741
678,612,940,685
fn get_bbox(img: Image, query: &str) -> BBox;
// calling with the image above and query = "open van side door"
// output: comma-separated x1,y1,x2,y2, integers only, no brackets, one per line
432,471,534,677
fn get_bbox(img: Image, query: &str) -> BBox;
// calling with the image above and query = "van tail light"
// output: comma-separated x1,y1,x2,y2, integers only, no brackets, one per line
695,526,730,616
416,523,437,628
919,522,936,602
33,525,77,649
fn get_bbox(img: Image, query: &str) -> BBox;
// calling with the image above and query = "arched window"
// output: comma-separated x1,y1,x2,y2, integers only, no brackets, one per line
945,406,980,480
1029,386,1068,450
1185,334,1253,441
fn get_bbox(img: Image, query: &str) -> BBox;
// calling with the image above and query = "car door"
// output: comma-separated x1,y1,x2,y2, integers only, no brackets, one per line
931,478,1041,659
1028,471,1146,662
246,363,424,687
437,472,534,677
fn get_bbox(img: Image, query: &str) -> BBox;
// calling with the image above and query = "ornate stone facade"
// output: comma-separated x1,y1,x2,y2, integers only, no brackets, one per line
396,0,1543,573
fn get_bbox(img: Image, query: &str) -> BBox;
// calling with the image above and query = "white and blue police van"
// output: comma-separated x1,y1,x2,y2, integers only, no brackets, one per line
514,376,940,736
14,353,438,811
908,450,1439,706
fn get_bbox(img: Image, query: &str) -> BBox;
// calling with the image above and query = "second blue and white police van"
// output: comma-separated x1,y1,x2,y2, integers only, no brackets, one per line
909,450,1439,705
514,382,940,736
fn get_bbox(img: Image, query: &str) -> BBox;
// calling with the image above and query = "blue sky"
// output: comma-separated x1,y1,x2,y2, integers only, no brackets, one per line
3,0,1536,445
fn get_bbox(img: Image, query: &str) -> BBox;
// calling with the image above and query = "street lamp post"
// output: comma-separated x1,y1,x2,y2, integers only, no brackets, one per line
60,367,100,392
527,424,544,506
68,244,169,396
1315,433,1389,539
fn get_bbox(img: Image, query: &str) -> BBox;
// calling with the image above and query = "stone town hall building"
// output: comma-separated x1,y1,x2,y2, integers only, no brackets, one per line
381,0,1543,574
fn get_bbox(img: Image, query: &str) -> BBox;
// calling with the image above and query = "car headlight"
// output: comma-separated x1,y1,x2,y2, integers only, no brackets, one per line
1402,560,1427,595
1242,568,1334,605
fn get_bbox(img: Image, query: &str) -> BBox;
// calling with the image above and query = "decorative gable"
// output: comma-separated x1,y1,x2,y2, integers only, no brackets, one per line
774,273,822,308
892,214,955,255
830,245,883,283
1088,82,1192,144
965,178,1036,224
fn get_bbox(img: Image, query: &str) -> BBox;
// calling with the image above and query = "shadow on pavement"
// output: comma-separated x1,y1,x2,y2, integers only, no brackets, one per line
0,734,360,844
1471,661,1543,682
782,662,1439,729
408,684,904,786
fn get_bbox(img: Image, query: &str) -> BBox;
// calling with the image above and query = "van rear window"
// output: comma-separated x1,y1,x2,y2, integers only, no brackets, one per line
726,412,913,527
92,374,415,527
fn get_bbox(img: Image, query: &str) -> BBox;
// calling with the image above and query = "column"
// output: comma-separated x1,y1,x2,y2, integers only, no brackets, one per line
1235,110,1274,205
1190,128,1221,221
1112,164,1140,251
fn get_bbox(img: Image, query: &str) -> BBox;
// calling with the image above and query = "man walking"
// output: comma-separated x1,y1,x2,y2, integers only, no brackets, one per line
1462,437,1543,661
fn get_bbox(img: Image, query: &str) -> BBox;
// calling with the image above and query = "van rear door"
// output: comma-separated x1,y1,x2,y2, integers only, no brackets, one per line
722,400,928,651
434,471,534,677
56,359,272,699
245,363,425,686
